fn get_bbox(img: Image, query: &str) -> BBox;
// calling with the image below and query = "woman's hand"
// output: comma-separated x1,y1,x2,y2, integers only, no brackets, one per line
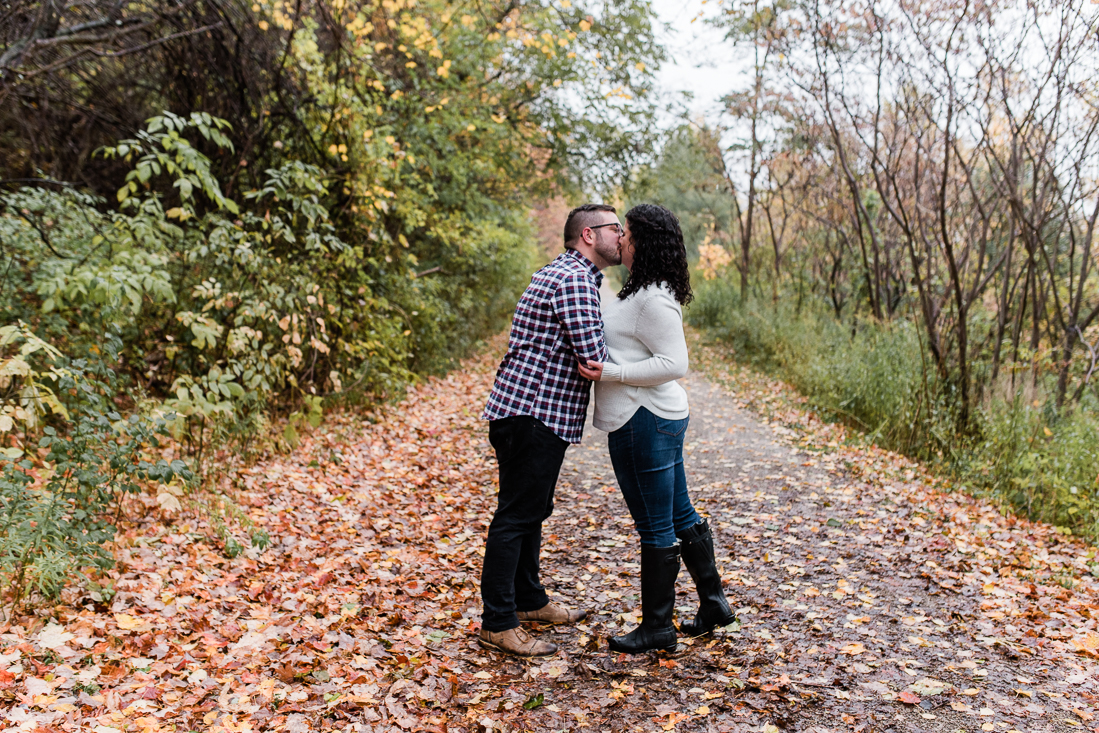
578,359,604,381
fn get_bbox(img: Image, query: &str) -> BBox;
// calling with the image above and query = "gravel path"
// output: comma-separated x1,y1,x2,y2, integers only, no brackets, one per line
449,367,1096,733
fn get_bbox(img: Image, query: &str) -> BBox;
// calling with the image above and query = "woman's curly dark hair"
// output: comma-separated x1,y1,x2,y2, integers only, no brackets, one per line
618,204,693,306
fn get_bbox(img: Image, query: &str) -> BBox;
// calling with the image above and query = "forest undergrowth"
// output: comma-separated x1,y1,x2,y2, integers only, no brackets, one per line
688,279,1099,543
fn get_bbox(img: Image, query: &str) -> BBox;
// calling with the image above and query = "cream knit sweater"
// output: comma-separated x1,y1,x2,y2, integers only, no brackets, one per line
593,283,689,432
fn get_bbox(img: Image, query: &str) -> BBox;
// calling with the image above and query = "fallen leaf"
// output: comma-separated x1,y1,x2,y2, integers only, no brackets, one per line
24,677,52,696
37,623,74,650
114,613,141,630
1072,632,1099,654
908,678,947,696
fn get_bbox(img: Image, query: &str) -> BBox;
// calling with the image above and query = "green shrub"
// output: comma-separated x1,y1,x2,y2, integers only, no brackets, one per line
0,324,191,607
689,275,1099,538
3,113,533,463
689,277,936,447
964,395,1099,535
0,112,538,602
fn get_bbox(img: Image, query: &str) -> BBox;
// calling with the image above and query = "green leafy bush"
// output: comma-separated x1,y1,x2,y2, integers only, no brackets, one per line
0,324,191,606
963,396,1099,536
0,107,541,600
689,276,1099,538
0,0,665,602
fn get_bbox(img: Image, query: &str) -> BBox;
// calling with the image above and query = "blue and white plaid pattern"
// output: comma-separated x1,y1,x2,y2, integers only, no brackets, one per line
483,249,608,443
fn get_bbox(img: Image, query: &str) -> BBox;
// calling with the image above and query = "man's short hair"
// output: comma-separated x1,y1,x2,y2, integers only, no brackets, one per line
563,203,617,249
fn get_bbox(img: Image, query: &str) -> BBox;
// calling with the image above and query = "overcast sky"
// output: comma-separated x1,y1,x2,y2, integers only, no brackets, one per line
649,0,743,123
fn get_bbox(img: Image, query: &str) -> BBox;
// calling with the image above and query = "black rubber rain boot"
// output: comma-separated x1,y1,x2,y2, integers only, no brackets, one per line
676,519,737,636
609,544,680,654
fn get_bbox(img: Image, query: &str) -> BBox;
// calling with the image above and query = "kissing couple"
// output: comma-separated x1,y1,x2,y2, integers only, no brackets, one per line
478,203,736,657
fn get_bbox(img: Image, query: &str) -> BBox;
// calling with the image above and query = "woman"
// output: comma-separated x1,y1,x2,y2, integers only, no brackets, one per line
578,203,735,654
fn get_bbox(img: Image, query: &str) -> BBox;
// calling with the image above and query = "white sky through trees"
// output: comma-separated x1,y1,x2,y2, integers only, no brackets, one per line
650,0,744,122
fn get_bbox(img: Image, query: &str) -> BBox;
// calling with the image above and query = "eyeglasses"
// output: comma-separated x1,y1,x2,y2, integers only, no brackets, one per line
588,223,624,235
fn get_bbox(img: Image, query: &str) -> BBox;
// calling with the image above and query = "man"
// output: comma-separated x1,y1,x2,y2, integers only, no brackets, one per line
479,203,624,657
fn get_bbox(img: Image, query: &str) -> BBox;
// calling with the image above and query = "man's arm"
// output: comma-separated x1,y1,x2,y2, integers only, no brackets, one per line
551,273,608,363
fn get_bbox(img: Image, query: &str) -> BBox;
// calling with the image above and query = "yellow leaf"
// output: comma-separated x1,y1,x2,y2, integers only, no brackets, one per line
696,705,710,715
115,613,141,630
840,642,866,655
1072,631,1099,653
1043,427,1053,436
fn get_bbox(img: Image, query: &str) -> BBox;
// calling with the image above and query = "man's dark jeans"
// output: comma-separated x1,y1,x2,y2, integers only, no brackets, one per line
481,415,569,632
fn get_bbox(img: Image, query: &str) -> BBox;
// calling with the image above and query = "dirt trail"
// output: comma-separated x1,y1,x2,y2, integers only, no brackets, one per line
440,344,1099,733
4,335,1097,733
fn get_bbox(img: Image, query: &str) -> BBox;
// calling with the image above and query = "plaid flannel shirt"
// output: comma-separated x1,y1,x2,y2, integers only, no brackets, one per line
483,249,608,443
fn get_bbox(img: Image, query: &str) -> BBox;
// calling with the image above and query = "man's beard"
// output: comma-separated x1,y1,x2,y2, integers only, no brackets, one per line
594,233,622,266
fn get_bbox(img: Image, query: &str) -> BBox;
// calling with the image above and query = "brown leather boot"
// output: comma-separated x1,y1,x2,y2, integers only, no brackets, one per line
517,601,587,625
478,626,558,657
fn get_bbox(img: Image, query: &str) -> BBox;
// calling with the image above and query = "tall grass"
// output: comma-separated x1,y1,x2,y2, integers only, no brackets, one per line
688,276,1099,539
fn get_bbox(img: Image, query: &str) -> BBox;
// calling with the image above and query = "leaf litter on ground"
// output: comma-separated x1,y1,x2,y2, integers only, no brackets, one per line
0,330,1097,732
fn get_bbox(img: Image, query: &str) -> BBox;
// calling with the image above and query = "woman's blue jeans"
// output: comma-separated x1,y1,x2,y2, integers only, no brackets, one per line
608,407,701,547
